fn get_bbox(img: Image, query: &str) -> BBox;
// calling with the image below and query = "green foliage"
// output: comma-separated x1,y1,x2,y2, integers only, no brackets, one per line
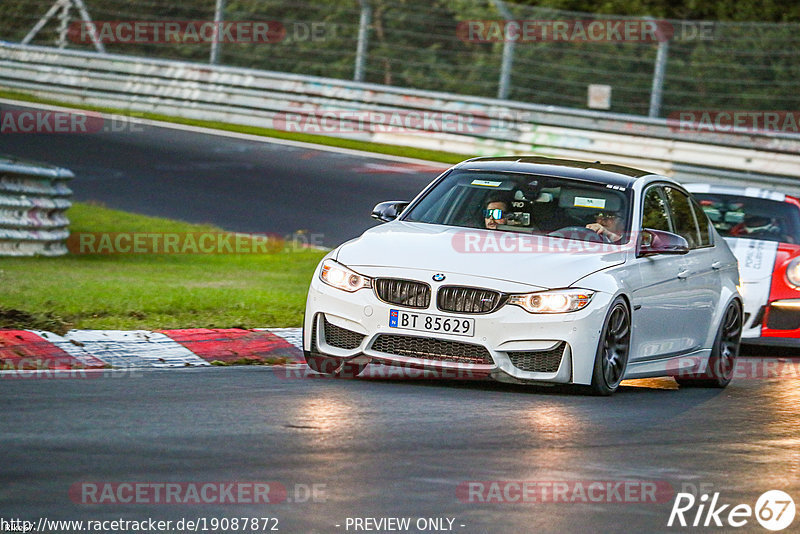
1,0,797,116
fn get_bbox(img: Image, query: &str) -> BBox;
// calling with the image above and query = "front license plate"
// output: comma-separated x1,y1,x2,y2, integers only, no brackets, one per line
388,309,475,337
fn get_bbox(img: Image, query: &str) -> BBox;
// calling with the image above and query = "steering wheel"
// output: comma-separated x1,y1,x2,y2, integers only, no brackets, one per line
547,226,613,244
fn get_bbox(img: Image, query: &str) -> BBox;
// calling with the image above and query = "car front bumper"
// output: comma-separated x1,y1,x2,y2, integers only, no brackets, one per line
304,266,612,386
739,282,800,345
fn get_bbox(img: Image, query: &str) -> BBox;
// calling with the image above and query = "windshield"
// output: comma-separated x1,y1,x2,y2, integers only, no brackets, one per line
402,170,633,243
692,193,800,244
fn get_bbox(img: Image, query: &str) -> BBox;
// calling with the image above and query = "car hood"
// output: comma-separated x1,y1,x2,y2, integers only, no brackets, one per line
336,221,627,289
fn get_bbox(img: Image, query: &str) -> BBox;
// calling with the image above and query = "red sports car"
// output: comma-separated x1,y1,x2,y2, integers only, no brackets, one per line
687,184,800,346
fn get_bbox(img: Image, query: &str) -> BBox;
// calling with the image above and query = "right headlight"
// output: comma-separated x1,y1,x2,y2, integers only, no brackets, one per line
319,259,372,292
785,257,800,288
508,289,595,314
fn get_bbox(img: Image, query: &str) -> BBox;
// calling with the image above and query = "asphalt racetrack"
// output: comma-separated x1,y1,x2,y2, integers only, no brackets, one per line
2,367,799,534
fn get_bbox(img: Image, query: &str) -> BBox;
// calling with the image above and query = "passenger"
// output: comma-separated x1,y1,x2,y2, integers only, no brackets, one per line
586,211,624,242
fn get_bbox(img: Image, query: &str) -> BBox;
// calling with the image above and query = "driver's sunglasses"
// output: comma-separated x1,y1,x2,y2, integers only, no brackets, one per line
595,212,619,220
483,208,507,220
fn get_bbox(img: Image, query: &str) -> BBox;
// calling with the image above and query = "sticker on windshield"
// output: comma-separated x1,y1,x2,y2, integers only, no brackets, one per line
574,196,606,209
471,180,502,187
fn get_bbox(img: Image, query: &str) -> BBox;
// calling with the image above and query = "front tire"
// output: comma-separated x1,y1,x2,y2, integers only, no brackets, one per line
676,301,741,388
588,297,631,396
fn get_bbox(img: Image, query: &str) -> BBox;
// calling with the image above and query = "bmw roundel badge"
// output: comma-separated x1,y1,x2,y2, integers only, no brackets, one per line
432,273,446,282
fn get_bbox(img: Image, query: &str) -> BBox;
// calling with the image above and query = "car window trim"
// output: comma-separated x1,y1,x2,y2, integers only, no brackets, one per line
664,185,704,250
687,195,715,248
640,183,673,235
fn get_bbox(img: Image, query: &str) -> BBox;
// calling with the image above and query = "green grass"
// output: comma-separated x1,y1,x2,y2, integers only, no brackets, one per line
0,89,467,164
0,203,327,332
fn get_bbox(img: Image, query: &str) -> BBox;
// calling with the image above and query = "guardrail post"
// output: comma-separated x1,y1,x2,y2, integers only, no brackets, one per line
24,0,105,53
354,0,372,82
23,0,66,46
209,0,226,64
491,0,514,100
72,0,105,52
56,0,70,49
648,37,669,118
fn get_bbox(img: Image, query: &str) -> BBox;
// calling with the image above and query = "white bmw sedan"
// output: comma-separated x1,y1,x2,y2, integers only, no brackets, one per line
303,157,742,395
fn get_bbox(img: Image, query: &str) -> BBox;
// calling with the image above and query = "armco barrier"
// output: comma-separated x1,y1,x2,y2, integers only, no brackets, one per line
2,43,800,191
0,156,73,256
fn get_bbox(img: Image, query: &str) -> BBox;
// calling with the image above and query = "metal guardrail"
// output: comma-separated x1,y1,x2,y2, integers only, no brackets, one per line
7,0,800,117
0,156,73,256
1,42,800,188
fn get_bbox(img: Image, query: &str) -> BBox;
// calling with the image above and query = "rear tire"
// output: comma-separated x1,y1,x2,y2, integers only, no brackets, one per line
304,351,367,378
588,297,631,396
676,301,741,388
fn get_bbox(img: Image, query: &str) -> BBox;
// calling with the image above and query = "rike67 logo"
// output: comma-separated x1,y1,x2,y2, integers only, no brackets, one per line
668,490,795,531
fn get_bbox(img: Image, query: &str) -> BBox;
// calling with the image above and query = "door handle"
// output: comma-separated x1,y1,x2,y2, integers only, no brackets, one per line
711,261,723,270
677,270,690,279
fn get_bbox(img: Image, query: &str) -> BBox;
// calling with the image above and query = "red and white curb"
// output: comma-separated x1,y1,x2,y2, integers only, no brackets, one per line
0,328,303,372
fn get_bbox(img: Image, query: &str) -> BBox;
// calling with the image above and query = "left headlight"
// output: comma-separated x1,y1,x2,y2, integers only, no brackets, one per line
786,257,800,288
508,289,594,314
319,259,372,292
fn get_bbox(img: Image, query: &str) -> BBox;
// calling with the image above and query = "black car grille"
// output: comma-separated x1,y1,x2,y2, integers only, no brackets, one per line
766,305,800,330
374,278,431,309
322,315,365,350
371,334,493,365
437,286,505,314
507,343,566,373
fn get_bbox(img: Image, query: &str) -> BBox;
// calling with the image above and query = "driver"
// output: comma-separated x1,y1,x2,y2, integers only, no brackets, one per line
730,215,781,238
586,211,624,242
483,197,510,230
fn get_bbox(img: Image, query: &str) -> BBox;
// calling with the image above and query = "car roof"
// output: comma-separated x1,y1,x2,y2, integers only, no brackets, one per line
453,156,656,189
684,183,798,203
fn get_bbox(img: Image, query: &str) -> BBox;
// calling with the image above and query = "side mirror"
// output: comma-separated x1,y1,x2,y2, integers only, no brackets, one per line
371,201,409,223
638,229,689,256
